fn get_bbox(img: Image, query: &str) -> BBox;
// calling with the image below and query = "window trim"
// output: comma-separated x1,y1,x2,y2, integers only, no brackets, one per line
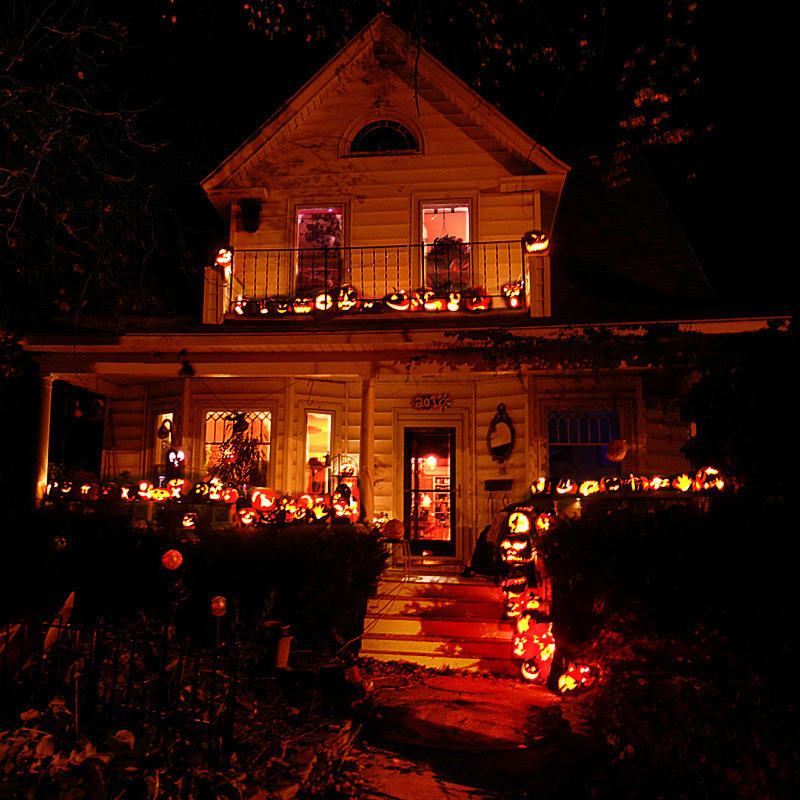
339,112,424,158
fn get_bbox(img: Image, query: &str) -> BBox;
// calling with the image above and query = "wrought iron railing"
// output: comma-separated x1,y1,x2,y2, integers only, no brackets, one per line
224,240,539,316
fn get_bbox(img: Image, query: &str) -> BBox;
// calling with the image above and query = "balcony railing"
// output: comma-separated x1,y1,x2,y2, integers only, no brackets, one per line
222,240,546,317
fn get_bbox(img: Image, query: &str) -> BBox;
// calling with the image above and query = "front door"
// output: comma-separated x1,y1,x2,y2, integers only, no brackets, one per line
404,427,456,557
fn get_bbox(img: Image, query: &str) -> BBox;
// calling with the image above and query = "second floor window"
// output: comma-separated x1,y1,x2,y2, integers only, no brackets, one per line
422,202,470,290
296,206,343,294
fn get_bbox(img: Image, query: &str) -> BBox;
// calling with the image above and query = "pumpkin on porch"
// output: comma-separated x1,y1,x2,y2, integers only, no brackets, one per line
161,549,183,570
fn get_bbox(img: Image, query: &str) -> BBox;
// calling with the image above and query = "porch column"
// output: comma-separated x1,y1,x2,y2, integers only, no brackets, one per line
358,374,376,523
34,375,54,506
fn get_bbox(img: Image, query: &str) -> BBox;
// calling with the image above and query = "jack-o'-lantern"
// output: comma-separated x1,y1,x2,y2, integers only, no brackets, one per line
168,479,189,499
500,534,533,565
555,478,577,495
297,493,313,510
530,477,549,495
162,549,183,570
220,485,239,504
672,474,693,492
312,498,331,521
191,481,210,500
695,466,724,491
337,285,360,312
275,300,291,315
410,288,434,311
238,507,258,526
215,248,232,269
501,574,528,597
579,480,601,497
464,288,491,311
423,293,446,312
211,596,227,617
315,292,334,312
233,296,246,315
207,478,223,501
182,512,197,530
293,297,314,315
79,482,101,501
535,513,553,533
501,281,524,308
601,476,621,492
384,289,410,312
150,487,171,502
557,664,594,693
447,291,462,311
251,487,278,511
120,485,135,501
102,483,122,501
648,476,670,490
258,300,270,315
359,299,381,312
138,480,154,500
521,659,540,681
626,475,646,491
507,510,532,535
59,481,73,497
521,230,550,255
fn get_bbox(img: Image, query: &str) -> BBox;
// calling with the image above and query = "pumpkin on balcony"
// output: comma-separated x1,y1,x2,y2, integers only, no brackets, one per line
314,292,334,312
384,289,410,312
410,288,434,311
521,230,550,254
293,297,314,315
447,290,462,311
337,285,360,311
464,287,491,311
501,281,524,308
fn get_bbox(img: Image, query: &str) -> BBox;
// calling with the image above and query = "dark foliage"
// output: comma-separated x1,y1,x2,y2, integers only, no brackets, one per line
538,494,797,798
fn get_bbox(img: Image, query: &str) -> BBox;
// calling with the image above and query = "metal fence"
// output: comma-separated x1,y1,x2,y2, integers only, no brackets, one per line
228,240,528,311
1,620,239,762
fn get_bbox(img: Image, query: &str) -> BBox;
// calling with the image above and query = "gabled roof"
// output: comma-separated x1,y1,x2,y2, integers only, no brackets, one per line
202,13,568,194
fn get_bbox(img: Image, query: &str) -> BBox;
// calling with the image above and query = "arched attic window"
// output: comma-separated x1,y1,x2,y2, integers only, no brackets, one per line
348,119,420,154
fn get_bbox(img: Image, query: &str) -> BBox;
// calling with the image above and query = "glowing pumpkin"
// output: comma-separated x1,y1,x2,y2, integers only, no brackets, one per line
292,298,314,315
220,486,240,504
447,291,462,311
464,288,491,311
211,596,227,617
501,281,524,308
238,507,258,526
521,230,550,254
500,535,533,565
648,476,670,490
508,510,532,535
337,285,360,311
556,479,578,495
601,476,621,492
384,290,410,312
138,481,154,500
410,288,434,311
162,549,183,570
251,487,278,511
535,513,553,533
423,293,446,312
182,513,197,530
258,300,270,315
315,292,334,312
501,575,528,597
168,479,189,499
360,299,381,312
102,483,122,501
150,487,171,502
579,480,601,496
275,300,291,315
120,485,134,501
695,467,724,491
215,248,232,268
672,474,693,492
530,477,549,495
521,659,540,681
207,478,223,501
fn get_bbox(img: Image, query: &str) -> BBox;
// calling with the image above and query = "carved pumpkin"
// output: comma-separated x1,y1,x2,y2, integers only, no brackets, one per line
275,300,291,315
161,549,183,570
500,535,533,565
501,574,528,597
579,480,601,496
530,477,549,495
292,298,314,315
521,659,540,681
182,513,197,530
168,479,189,499
102,483,122,501
464,287,491,311
138,481,154,500
507,510,532,535
220,486,240,504
501,281,524,308
695,466,724,491
314,292,334,312
648,476,670,490
447,290,462,311
359,299,381,312
251,487,278,511
521,230,550,254
150,487,171,502
410,288,434,311
215,248,232,268
238,507,258,526
601,476,621,492
337,285,360,311
672,474,693,492
535,513,553,533
384,289,410,312
555,478,578,495
606,439,628,462
211,596,227,617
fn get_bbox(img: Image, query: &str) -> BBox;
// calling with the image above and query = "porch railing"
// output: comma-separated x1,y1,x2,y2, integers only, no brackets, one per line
224,240,544,316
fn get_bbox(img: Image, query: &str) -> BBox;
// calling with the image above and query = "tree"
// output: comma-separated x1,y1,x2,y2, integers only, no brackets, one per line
0,1,181,328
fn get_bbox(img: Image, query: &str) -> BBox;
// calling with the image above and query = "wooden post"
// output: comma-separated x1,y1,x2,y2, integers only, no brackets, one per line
358,374,376,523
35,375,54,506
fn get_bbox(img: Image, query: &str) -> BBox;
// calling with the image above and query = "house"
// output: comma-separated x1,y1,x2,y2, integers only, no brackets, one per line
21,15,780,566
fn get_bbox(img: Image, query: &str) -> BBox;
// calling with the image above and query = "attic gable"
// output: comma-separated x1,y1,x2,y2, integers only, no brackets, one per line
202,14,567,199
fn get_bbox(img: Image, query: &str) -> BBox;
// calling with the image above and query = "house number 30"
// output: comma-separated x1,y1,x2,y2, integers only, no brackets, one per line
411,393,452,410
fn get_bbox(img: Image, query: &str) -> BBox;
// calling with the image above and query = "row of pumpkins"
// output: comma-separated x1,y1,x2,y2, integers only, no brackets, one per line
45,478,360,525
231,281,526,317
530,467,725,497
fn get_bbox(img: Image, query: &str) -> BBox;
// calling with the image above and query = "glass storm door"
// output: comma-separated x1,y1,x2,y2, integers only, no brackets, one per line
404,428,456,557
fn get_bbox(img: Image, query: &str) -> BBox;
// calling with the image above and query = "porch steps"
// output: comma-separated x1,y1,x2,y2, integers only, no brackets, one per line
360,571,518,677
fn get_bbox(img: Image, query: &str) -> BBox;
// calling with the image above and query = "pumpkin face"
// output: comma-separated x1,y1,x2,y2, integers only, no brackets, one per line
258,299,270,315
168,479,189,499
447,291,462,311
384,289,410,312
337,285,360,311
150,487,171,502
210,596,227,616
521,230,550,254
601,476,621,492
500,534,533,565
696,466,724,491
314,292,334,312
238,507,258,526
275,300,291,315
207,479,223,501
423,293,446,312
220,486,239,504
182,513,197,530
162,549,183,570
102,483,122,501
215,248,232,268
530,477,549,495
138,481,154,500
359,299,382,313
579,480,601,496
555,478,577,495
501,281,524,308
410,288,434,311
251,487,278,511
464,289,491,311
292,298,314,315
672,474,693,492
535,513,553,533
521,659,540,681
79,482,101,500
508,510,532,535
648,476,670,490
501,574,528,597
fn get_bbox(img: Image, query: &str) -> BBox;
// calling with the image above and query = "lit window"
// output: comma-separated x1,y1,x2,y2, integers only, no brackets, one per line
204,411,271,484
422,202,470,290
296,207,343,294
306,411,331,493
349,120,418,154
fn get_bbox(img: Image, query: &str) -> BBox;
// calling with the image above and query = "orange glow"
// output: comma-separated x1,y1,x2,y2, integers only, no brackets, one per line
508,511,531,534
314,292,334,311
251,487,278,511
238,507,258,526
138,480,153,500
501,281,524,308
556,478,578,494
522,230,550,254
150,487,170,502
211,596,227,616
579,480,601,496
162,549,183,570
182,513,197,530
673,474,693,492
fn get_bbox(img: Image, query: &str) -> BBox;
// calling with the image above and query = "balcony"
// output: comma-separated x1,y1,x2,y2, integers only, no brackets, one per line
211,240,548,321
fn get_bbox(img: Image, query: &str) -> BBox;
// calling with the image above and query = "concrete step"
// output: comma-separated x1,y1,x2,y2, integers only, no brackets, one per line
365,614,513,640
361,572,517,676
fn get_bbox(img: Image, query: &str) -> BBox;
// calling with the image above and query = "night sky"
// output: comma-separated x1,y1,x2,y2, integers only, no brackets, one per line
68,1,783,310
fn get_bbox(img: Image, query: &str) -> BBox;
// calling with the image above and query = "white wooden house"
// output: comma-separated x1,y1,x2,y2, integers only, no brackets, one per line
24,15,771,565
